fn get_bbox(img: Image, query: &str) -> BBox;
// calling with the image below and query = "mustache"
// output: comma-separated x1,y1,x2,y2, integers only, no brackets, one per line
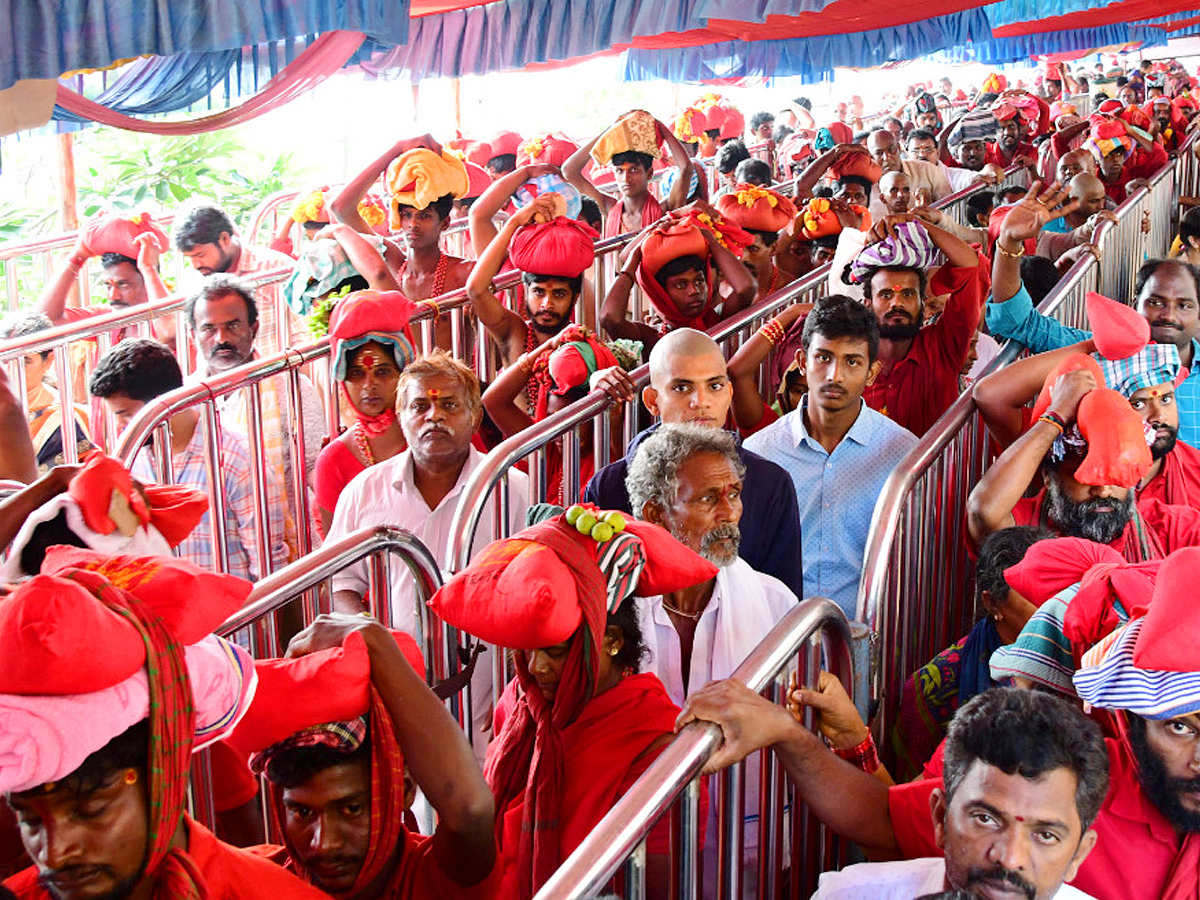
212,343,239,353
39,865,112,890
1152,320,1183,330
966,865,1037,900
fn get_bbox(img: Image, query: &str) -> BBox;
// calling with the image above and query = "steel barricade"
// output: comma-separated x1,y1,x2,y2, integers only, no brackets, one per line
854,140,1187,760
0,267,290,461
533,599,854,900
932,163,1027,226
188,526,454,832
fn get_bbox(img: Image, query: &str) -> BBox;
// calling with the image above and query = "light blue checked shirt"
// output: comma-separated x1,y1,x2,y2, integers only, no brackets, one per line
986,285,1200,446
744,396,918,618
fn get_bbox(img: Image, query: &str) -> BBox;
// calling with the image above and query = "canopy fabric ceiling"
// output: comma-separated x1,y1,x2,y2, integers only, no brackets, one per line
5,0,1198,109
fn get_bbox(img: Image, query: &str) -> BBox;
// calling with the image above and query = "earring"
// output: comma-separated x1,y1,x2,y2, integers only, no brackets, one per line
993,612,1003,622
608,647,619,657
123,769,139,786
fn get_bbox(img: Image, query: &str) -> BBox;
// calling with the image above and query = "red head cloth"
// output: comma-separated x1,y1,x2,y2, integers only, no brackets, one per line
990,89,1045,134
490,130,524,158
1097,99,1124,116
716,184,797,234
225,628,424,763
328,289,420,380
1131,546,1200,671
1074,388,1154,488
431,510,714,899
718,106,745,141
1030,352,1105,422
1118,104,1152,132
829,149,883,185
465,140,495,167
792,197,871,240
82,211,169,259
533,328,621,420
698,101,727,135
518,134,579,168
826,121,854,144
464,162,493,199
508,216,599,279
1086,291,1152,359
1044,61,1065,81
636,218,713,329
1049,100,1078,120
68,450,208,549
1004,537,1126,608
1085,114,1135,158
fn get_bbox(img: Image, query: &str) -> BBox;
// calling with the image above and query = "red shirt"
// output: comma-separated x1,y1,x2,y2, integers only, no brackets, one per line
6,818,328,900
1012,494,1200,561
1102,143,1169,204
888,737,1183,900
984,140,1037,167
1139,442,1200,510
861,263,986,437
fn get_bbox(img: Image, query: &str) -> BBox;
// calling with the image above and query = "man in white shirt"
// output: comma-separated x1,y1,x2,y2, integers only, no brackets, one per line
626,422,797,897
327,351,529,636
808,689,1105,900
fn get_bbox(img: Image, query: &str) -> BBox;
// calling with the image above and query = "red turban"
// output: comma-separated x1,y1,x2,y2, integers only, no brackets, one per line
465,141,494,166
83,211,169,259
829,150,883,185
490,130,524,158
518,134,579,168
508,217,599,278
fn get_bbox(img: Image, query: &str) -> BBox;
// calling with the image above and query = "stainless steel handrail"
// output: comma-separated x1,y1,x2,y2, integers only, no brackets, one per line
533,598,853,900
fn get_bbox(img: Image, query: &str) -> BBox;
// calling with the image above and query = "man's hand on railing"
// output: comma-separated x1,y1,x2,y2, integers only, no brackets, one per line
1140,208,1153,235
1079,209,1117,241
1055,243,1102,273
787,670,868,751
589,365,638,403
284,612,377,658
675,678,798,775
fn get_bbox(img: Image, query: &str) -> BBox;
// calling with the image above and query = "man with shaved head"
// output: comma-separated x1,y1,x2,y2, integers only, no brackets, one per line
866,129,951,223
879,171,913,215
1035,174,1115,261
1057,148,1095,185
584,327,802,595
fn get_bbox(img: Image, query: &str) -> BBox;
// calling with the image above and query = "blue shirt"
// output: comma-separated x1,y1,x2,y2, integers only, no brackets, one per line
985,285,1200,446
743,397,918,618
584,423,804,598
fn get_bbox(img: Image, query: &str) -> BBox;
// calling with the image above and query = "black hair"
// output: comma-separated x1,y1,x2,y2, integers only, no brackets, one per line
965,192,995,229
654,255,706,289
812,185,835,199
173,205,236,252
812,234,839,250
943,688,1110,831
976,92,999,107
748,228,781,247
579,197,603,232
996,186,1026,205
0,311,54,358
1179,208,1200,249
907,128,937,145
883,116,905,131
836,174,874,201
749,111,775,132
1135,258,1200,301
975,525,1052,608
521,271,584,296
19,507,88,576
183,273,259,330
735,158,773,187
852,130,871,143
860,265,928,301
1092,91,1109,107
609,599,648,672
1020,256,1062,305
772,124,794,145
265,734,372,789
485,153,517,174
395,193,455,223
715,140,751,175
13,719,149,799
100,252,138,270
704,128,721,141
800,294,881,363
611,150,654,172
1116,75,1129,88
89,338,184,401
793,97,813,111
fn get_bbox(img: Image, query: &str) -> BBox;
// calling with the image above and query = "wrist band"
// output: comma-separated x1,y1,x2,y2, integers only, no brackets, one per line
833,734,881,774
995,241,1025,259
420,298,441,319
1038,411,1067,434
758,318,786,346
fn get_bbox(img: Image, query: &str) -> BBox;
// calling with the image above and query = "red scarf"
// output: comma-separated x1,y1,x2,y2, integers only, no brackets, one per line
271,690,405,898
482,523,608,900
634,257,719,333
603,193,664,239
61,567,206,900
338,383,397,437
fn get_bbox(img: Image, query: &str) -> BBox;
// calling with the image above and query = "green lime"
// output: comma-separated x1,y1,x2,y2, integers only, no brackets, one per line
603,511,626,533
576,513,597,534
591,521,615,542
565,505,583,526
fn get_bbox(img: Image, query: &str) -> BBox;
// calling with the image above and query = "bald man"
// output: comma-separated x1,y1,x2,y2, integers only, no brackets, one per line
879,171,913,215
866,129,950,223
1056,149,1095,184
1034,174,1114,264
584,328,803,595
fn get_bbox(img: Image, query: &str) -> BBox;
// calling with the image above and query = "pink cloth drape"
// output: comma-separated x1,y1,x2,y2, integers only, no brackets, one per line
55,31,364,134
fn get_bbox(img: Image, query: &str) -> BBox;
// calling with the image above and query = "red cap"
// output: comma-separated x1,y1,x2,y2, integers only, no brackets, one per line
465,141,494,167
829,151,883,184
490,130,523,158
508,217,599,278
83,211,169,259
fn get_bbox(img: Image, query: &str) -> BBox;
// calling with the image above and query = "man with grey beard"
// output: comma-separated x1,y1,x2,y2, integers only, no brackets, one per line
626,422,797,897
968,368,1200,559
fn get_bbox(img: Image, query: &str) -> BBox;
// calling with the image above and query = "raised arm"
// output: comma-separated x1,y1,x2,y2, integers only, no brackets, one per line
600,228,661,346
0,369,37,485
330,134,440,234
993,181,1076,304
972,340,1095,448
658,118,697,211
937,114,961,167
0,465,75,548
727,302,812,430
967,367,1094,547
35,233,93,325
469,163,559,255
794,145,850,201
318,225,400,291
563,132,617,212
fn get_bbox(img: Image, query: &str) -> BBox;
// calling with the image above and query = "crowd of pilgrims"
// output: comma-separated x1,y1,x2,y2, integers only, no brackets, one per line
4,52,1200,900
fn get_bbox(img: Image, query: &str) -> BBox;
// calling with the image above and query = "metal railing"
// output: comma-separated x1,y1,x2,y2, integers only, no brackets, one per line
534,598,854,900
188,525,457,831
854,132,1191,759
0,267,290,460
